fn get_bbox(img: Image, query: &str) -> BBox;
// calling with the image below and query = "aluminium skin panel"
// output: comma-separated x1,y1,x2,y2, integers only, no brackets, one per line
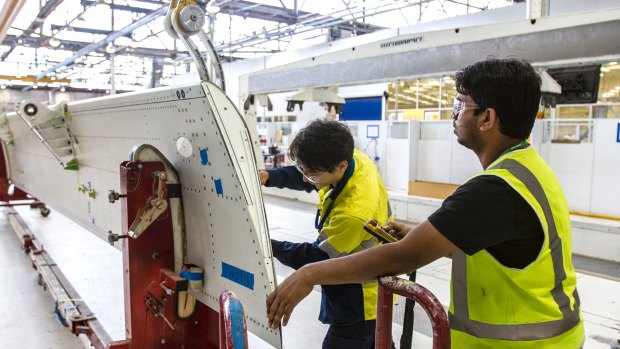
2,81,281,348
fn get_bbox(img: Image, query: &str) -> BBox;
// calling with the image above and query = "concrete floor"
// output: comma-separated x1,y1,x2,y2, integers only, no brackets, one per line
1,196,619,348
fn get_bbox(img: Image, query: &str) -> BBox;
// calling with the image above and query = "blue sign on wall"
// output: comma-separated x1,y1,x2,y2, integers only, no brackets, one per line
617,123,620,143
340,96,383,121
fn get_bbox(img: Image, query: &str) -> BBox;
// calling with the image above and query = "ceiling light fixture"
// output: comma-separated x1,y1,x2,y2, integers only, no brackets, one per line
106,42,116,54
206,0,221,14
49,37,61,47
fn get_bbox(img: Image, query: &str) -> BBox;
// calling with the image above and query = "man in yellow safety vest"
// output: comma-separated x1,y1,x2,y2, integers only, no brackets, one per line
266,58,584,348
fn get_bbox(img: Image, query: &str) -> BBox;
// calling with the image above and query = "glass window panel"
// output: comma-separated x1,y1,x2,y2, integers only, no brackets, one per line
387,80,417,120
418,78,440,109
441,75,457,118
598,62,620,103
347,123,359,137
607,105,620,118
543,120,594,143
390,122,409,139
556,106,590,119
420,122,451,140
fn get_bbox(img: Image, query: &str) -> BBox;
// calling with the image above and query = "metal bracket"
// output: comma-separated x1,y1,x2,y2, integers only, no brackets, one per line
128,171,169,238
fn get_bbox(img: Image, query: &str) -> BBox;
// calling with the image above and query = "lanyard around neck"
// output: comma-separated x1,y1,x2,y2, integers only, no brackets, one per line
314,158,355,231
497,140,529,159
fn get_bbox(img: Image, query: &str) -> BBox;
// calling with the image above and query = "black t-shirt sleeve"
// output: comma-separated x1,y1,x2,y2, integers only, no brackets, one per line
428,175,543,268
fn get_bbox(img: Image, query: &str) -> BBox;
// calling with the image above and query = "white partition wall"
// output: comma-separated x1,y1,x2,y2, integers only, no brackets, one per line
385,121,410,191
590,119,620,217
407,119,620,217
414,121,480,185
416,121,453,183
450,136,482,184
540,119,620,217
540,142,594,213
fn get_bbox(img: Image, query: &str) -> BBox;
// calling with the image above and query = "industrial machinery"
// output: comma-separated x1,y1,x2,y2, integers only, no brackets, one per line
0,1,280,348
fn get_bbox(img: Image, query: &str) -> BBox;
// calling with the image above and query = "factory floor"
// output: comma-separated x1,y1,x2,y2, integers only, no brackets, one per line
1,195,619,348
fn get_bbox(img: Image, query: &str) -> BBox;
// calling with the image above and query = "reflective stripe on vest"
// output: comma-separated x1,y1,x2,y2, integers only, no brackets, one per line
450,158,581,340
317,232,378,258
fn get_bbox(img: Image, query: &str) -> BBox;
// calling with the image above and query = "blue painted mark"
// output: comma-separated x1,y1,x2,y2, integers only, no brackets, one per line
221,262,254,290
230,299,246,349
617,122,620,143
180,269,203,281
91,218,95,225
214,178,224,197
200,148,209,165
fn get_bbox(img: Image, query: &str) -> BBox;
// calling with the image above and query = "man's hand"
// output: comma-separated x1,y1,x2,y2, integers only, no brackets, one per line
259,171,269,186
266,267,314,329
384,221,412,240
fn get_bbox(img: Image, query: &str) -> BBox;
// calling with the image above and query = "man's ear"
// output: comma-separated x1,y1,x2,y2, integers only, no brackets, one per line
336,160,349,173
479,108,498,132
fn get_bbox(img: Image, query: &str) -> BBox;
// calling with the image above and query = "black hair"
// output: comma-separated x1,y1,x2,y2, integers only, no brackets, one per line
455,58,541,139
288,119,354,172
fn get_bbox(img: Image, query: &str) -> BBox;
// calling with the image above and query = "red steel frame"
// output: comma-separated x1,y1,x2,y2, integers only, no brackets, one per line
115,160,220,349
376,275,450,349
5,157,253,348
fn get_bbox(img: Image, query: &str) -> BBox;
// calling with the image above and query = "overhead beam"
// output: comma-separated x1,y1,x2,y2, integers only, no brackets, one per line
2,35,182,59
0,75,71,84
36,6,168,80
51,24,132,37
80,0,158,14
218,0,384,34
1,0,65,60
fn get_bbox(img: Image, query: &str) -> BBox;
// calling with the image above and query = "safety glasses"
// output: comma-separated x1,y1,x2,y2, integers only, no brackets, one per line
452,98,481,117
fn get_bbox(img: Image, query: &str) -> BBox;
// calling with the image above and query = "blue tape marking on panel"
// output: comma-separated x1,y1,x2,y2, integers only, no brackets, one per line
221,262,254,290
200,148,209,165
617,123,620,143
180,270,203,281
230,299,246,349
214,178,224,197
91,218,95,225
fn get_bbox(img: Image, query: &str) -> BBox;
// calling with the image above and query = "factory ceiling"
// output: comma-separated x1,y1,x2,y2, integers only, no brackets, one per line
0,0,515,92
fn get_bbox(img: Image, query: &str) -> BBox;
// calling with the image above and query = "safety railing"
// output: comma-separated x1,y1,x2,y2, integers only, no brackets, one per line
376,275,450,349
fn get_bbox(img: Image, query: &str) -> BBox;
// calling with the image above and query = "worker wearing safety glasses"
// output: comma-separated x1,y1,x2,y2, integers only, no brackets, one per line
259,119,393,349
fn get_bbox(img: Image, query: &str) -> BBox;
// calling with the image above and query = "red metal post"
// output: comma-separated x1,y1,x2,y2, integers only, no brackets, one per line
375,275,450,349
219,290,249,349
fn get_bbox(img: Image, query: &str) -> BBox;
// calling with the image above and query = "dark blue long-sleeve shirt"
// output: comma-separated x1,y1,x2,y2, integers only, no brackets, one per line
265,166,315,192
266,167,329,267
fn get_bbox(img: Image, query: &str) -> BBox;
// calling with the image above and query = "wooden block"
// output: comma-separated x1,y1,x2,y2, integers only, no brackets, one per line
408,181,459,200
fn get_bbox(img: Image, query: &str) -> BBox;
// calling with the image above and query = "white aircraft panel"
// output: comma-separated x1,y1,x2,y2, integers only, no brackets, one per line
3,81,281,348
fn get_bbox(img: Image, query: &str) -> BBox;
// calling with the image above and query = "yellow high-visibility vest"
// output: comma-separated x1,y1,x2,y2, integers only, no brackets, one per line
316,148,392,321
449,146,584,348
